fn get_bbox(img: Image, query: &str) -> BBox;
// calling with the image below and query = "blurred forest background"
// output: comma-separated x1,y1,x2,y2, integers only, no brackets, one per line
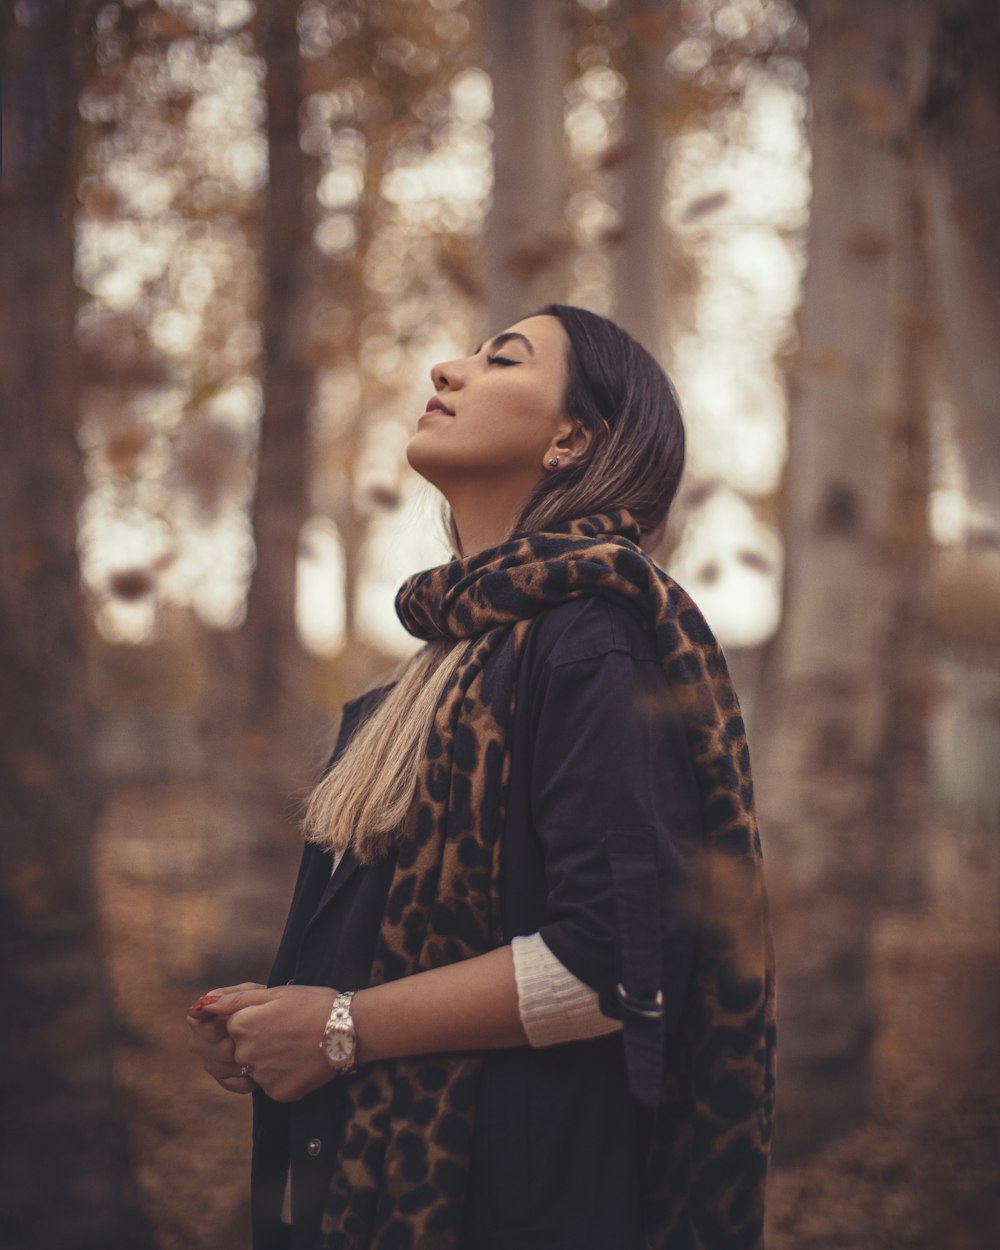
2,0,999,1247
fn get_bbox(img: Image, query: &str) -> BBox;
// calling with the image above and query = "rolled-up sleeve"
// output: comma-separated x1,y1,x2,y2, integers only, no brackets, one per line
530,647,704,1038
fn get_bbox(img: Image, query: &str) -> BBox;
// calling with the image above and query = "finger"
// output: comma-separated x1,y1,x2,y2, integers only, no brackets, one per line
205,1055,247,1081
187,984,266,1018
225,1004,263,1040
218,1074,256,1095
230,1038,256,1071
188,1029,236,1064
186,1018,231,1049
199,988,274,1018
187,995,222,1015
203,1058,235,1080
190,1047,235,1074
187,1014,230,1041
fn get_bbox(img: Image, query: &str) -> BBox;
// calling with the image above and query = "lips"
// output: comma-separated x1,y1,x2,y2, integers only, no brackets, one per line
423,395,454,416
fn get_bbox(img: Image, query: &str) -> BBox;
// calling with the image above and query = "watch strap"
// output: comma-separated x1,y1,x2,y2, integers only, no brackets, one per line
321,989,358,1074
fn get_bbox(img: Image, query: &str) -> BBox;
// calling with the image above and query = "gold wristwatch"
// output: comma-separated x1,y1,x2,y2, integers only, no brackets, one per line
320,990,358,1074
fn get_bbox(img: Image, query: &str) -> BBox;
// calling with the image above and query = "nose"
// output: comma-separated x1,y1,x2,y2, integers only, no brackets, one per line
431,357,464,393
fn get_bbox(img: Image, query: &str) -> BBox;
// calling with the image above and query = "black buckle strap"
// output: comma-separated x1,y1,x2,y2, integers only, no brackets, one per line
616,983,664,1020
605,826,665,1107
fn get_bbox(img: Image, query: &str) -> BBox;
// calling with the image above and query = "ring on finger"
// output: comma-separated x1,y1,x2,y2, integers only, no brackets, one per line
240,1064,254,1079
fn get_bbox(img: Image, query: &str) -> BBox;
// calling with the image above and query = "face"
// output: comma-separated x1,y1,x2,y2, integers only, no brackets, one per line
406,315,576,502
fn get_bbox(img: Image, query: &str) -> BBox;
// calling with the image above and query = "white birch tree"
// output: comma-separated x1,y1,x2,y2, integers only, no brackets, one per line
755,0,933,1159
612,0,676,356
483,0,571,328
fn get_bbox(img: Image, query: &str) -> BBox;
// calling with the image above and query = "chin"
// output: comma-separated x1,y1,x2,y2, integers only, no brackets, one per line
405,436,449,491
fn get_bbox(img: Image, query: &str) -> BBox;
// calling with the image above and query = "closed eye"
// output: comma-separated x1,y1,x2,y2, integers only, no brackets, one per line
486,354,519,366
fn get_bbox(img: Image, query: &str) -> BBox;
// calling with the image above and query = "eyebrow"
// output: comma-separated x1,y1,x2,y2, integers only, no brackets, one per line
472,331,535,357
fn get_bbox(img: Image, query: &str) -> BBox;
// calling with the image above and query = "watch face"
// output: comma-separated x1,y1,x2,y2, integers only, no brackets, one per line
324,1021,356,1068
328,1035,352,1063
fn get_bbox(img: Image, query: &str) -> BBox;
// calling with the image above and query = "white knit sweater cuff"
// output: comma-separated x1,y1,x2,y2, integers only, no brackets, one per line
511,933,622,1048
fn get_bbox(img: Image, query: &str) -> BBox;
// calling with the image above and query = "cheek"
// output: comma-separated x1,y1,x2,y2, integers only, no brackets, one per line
493,379,563,446
404,423,494,483
409,421,532,471
405,377,562,480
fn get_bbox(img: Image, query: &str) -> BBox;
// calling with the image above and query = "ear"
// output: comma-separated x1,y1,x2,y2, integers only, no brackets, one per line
545,416,592,465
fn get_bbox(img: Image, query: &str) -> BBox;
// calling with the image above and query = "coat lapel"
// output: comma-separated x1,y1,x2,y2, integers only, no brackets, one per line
308,845,362,924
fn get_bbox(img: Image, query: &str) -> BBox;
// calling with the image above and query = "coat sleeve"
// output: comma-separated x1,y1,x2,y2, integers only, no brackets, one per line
529,645,704,1078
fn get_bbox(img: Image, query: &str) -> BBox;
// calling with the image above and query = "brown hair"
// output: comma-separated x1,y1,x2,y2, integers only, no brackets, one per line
496,303,683,546
303,306,686,860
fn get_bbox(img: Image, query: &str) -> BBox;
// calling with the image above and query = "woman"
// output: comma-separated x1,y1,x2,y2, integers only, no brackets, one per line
188,305,776,1250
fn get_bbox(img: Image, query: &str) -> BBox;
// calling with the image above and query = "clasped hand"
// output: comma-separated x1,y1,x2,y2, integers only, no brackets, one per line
186,983,337,1103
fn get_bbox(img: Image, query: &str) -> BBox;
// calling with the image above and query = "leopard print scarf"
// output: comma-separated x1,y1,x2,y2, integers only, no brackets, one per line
320,508,775,1250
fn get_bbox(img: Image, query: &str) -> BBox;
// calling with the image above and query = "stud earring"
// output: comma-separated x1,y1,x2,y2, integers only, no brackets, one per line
547,456,560,468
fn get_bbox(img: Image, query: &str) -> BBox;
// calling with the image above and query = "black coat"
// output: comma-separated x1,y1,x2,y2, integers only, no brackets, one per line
251,594,704,1250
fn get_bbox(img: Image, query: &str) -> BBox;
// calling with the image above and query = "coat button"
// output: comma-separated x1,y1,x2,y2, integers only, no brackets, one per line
307,1138,322,1157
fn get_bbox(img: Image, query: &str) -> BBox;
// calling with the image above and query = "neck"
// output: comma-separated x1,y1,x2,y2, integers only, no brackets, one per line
446,481,533,558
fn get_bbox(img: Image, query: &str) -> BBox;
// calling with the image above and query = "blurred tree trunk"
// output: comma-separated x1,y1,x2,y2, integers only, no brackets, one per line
919,0,1000,520
0,4,152,1246
243,0,310,740
612,0,676,357
483,0,569,329
329,98,392,660
756,0,932,1161
877,138,934,910
208,0,313,982
244,0,311,748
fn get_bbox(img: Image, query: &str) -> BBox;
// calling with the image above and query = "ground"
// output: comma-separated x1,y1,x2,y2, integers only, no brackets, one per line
97,792,1000,1250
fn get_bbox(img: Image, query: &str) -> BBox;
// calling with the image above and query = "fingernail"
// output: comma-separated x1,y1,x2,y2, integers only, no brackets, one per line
188,994,222,1013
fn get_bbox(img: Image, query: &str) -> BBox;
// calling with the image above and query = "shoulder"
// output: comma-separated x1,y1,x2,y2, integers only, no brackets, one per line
524,594,659,673
517,597,684,741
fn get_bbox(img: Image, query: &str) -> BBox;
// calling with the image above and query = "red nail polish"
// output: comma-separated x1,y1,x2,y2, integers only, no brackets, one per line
188,994,222,1013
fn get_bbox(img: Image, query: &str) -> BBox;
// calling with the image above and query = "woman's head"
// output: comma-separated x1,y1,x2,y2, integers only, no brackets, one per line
406,313,577,512
406,304,685,553
524,304,685,546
